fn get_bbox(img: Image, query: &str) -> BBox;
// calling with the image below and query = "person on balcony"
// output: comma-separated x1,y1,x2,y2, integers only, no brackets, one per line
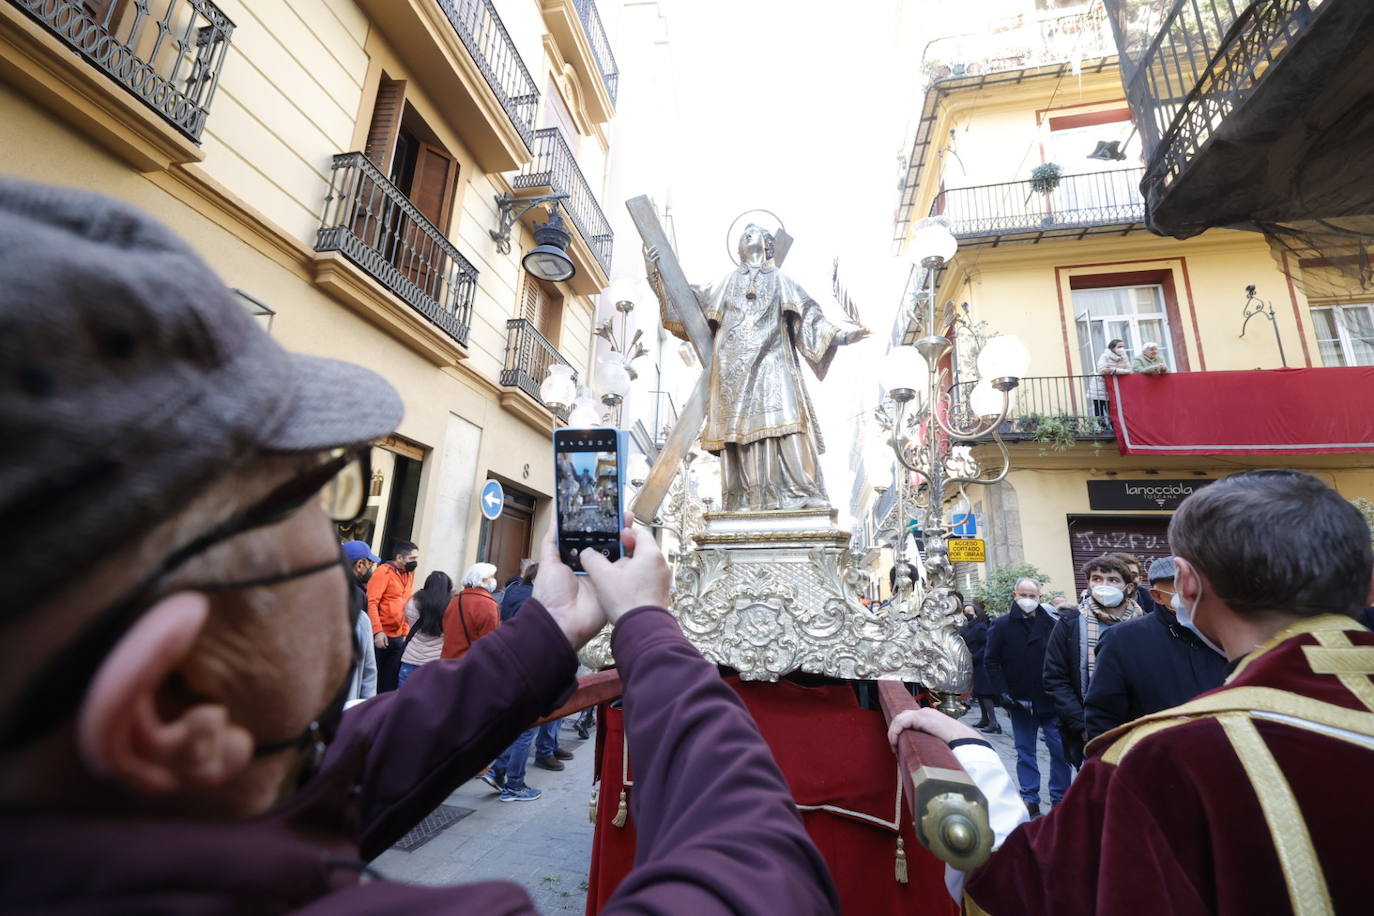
1088,338,1132,421
1132,342,1170,375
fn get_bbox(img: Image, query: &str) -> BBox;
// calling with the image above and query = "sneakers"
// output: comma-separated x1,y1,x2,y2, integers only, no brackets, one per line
499,785,543,803
574,723,591,740
479,769,505,792
534,755,565,771
553,747,574,760
1026,802,1041,818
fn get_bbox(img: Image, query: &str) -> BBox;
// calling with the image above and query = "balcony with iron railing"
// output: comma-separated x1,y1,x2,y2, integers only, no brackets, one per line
950,375,1118,445
572,0,618,104
6,0,234,145
513,127,615,284
501,318,575,417
315,152,478,348
356,0,539,171
921,4,1116,87
931,168,1146,246
1104,0,1371,238
541,0,618,121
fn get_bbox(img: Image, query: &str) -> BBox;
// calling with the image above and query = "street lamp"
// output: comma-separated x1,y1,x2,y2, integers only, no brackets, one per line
593,277,651,426
539,363,578,416
873,216,1028,715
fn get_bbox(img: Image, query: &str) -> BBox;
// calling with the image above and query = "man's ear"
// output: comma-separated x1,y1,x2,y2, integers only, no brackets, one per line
76,591,254,796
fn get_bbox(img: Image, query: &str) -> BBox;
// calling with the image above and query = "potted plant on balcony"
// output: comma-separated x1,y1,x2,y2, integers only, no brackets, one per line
1029,162,1063,195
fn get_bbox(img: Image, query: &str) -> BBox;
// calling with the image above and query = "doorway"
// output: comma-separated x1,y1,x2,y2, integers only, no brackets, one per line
479,483,536,586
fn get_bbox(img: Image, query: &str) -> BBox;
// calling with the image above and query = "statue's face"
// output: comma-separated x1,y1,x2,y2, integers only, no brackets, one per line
738,224,769,263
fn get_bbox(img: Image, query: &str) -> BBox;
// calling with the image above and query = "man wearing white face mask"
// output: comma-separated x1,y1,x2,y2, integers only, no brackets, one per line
1084,556,1229,739
1043,555,1143,767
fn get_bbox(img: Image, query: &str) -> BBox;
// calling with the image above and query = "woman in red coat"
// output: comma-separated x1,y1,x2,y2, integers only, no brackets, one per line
441,563,500,660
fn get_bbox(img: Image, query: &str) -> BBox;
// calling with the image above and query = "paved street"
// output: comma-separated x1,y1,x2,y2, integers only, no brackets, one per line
957,703,1061,807
373,721,596,913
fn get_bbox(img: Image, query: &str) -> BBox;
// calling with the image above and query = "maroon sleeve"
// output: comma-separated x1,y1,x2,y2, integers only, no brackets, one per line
964,727,1215,915
327,599,577,859
602,607,839,915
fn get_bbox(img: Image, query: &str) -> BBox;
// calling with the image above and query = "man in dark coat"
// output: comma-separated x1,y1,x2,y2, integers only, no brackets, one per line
1084,556,1228,738
1043,554,1143,767
984,578,1070,815
500,563,537,622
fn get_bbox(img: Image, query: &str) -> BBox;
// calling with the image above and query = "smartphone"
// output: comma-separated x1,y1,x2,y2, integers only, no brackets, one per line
553,427,626,573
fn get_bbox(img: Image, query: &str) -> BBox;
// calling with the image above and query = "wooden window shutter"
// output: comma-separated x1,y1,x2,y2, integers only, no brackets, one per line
520,275,543,324
365,78,407,172
408,142,457,231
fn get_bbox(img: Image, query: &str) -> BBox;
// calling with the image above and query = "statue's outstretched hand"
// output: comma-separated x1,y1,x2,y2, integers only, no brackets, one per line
642,243,662,276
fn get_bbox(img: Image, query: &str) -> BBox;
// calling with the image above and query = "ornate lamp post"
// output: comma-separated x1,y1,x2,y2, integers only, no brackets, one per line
873,218,1030,715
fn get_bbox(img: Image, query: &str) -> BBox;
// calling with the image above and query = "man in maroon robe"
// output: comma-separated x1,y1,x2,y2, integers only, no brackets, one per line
890,469,1374,914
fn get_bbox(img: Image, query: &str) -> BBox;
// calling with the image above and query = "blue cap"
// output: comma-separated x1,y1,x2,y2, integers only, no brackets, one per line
342,540,382,564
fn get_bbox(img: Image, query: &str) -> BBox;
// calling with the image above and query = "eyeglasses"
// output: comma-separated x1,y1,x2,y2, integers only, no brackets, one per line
0,448,371,749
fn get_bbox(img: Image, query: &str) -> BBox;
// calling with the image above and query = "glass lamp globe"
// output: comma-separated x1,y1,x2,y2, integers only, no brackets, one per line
880,346,928,399
567,391,603,428
627,453,652,487
865,444,894,490
911,220,958,265
596,359,633,399
977,335,1031,381
540,363,577,411
968,379,1008,417
606,276,648,310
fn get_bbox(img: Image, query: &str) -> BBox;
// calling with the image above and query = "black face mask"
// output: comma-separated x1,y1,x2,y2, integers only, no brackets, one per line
233,554,359,786
355,564,373,585
403,560,418,573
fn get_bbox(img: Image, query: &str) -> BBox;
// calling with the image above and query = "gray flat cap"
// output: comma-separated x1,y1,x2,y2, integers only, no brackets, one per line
0,177,404,612
1148,556,1178,583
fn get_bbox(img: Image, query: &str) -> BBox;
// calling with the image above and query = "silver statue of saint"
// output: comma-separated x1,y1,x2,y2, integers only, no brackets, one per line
648,224,867,511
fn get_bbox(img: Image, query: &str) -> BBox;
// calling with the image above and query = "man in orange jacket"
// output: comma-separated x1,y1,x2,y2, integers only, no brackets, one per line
367,541,417,692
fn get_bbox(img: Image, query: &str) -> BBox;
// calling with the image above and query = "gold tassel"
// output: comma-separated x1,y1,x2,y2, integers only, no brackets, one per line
611,788,628,828
895,837,908,884
588,783,599,825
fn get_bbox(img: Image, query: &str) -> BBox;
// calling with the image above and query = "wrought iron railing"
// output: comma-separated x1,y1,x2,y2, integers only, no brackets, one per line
572,0,618,104
1106,0,1324,191
514,127,614,273
950,375,1118,442
11,0,234,141
921,5,1115,86
501,318,575,410
931,168,1146,239
435,0,540,149
315,152,478,346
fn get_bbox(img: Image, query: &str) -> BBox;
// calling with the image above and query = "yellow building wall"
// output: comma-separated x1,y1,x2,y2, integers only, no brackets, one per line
0,0,612,583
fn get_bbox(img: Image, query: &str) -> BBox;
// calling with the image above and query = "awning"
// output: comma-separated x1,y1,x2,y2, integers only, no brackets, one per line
1109,368,1374,456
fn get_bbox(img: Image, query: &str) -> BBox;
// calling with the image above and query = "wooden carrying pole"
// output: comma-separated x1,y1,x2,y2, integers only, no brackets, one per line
877,681,994,870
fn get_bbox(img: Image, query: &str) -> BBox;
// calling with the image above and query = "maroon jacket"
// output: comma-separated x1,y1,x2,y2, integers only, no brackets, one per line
0,601,838,914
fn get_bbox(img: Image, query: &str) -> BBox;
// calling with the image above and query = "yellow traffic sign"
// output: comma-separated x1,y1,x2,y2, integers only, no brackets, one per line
947,538,986,563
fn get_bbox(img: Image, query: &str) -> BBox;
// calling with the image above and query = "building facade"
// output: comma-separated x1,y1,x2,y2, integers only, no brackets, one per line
1,0,632,584
876,0,1374,601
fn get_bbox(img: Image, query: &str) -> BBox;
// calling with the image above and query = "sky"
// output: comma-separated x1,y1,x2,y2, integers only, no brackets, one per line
641,0,966,521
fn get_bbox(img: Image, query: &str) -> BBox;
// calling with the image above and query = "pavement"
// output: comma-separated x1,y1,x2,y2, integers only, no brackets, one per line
372,720,596,913
956,702,1062,807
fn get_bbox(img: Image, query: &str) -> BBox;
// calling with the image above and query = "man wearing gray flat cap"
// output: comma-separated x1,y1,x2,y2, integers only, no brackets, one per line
0,179,838,914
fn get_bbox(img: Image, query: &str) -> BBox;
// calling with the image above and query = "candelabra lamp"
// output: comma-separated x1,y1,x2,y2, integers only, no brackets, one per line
872,217,1030,715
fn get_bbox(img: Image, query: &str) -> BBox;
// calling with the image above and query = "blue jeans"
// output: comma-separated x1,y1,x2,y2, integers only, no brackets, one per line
1007,704,1071,805
535,719,561,759
396,662,419,689
494,728,537,789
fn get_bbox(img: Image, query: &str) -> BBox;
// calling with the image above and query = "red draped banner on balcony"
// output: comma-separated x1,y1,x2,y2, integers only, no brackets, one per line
1109,368,1374,456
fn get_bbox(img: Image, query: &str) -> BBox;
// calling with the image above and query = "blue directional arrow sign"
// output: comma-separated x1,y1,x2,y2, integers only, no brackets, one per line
480,479,505,521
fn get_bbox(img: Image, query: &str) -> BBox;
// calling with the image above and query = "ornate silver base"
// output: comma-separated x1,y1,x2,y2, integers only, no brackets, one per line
580,509,972,689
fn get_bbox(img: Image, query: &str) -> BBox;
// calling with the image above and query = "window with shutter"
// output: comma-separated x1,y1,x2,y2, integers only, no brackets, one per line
365,78,407,172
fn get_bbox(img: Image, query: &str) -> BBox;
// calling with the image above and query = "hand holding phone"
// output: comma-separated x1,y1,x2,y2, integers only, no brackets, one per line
553,427,626,573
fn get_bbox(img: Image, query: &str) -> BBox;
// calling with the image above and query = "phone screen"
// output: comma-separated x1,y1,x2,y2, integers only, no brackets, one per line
554,427,624,573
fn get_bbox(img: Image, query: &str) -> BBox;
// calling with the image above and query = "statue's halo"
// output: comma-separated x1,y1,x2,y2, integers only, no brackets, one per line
724,208,786,266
